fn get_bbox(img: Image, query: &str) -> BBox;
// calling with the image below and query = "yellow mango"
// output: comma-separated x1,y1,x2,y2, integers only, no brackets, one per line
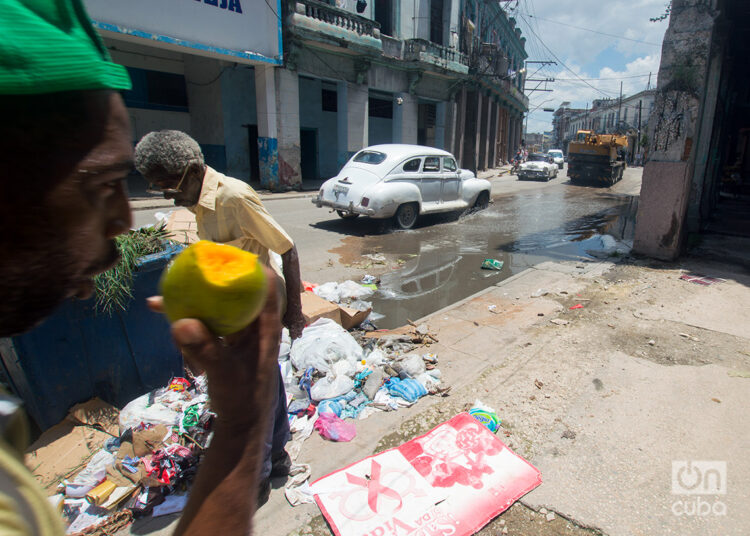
160,240,268,335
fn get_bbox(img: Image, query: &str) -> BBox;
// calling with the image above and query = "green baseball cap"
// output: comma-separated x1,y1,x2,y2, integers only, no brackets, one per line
0,0,131,94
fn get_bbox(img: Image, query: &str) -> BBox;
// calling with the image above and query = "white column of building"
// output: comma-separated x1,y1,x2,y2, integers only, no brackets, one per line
347,82,369,153
393,92,418,145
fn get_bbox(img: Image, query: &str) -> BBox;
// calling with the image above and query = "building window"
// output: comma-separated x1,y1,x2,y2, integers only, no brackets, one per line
122,67,188,112
369,96,393,119
322,88,337,112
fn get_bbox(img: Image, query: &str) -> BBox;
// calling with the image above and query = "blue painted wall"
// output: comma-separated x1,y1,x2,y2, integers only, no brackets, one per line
369,116,393,146
221,67,258,181
298,77,339,178
258,136,279,190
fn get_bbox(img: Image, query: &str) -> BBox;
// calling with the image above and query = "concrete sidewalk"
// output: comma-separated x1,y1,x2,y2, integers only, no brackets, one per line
122,240,750,536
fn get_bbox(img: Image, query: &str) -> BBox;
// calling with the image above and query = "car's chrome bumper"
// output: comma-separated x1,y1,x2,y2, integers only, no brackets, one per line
312,196,376,216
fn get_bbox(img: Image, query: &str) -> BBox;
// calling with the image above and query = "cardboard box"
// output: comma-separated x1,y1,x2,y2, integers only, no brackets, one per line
339,304,372,330
301,291,341,325
25,398,120,495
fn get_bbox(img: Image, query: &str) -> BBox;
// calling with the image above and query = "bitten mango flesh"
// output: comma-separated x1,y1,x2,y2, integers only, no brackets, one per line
160,240,268,336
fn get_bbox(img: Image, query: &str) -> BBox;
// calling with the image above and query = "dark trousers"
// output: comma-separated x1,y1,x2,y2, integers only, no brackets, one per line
260,363,291,479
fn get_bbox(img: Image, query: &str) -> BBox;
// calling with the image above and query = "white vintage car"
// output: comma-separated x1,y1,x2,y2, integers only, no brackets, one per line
517,152,558,181
313,144,492,229
547,149,565,169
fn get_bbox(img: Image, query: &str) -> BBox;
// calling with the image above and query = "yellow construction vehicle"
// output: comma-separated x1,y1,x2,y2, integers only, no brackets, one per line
567,130,628,186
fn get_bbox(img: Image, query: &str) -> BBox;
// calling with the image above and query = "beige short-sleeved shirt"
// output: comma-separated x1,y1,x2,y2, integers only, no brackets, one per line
188,167,294,272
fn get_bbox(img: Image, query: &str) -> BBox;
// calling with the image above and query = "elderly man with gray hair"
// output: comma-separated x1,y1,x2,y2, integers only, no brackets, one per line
135,130,304,505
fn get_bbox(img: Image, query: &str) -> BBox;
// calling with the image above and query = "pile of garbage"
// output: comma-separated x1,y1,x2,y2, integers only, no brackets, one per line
27,378,212,535
281,318,447,443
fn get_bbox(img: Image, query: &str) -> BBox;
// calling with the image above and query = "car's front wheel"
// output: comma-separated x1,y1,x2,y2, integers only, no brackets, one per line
336,210,359,220
474,191,490,209
394,203,419,230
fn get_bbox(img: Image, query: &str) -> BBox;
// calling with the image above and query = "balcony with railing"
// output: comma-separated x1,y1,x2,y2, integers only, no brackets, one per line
404,39,469,74
291,0,382,53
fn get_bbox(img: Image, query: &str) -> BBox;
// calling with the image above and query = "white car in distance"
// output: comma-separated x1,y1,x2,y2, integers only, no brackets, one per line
547,149,564,169
313,144,492,229
517,152,558,181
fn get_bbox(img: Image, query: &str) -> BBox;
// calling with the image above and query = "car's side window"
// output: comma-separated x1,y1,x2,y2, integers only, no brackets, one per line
442,157,457,172
403,158,422,172
423,156,441,172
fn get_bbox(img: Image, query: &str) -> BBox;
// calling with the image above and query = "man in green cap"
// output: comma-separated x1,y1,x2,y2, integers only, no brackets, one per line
0,1,280,534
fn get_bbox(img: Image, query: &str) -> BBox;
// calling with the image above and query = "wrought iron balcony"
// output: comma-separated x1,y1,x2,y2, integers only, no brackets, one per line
294,0,380,39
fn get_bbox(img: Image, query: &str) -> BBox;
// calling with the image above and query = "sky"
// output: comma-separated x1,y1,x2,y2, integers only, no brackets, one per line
507,0,671,134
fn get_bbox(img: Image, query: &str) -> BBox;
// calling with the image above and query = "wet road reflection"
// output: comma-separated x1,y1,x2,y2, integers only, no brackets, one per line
346,184,639,328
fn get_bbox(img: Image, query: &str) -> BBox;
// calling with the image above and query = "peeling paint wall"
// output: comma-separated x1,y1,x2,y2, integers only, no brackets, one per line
633,0,720,260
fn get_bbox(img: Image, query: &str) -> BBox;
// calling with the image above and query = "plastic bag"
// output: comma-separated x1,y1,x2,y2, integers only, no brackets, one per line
317,399,343,417
310,375,355,401
119,392,181,433
386,377,427,403
338,280,375,301
399,354,426,377
313,282,340,302
469,399,501,432
415,372,440,389
290,319,364,374
314,413,356,442
365,348,387,367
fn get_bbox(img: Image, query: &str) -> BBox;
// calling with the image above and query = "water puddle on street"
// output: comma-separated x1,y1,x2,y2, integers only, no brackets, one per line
357,186,639,328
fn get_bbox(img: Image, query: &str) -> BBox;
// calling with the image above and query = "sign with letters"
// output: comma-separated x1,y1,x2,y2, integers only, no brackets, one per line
85,0,281,63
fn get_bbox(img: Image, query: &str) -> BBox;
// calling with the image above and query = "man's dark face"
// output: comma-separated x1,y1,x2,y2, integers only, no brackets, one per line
147,165,204,208
0,91,133,336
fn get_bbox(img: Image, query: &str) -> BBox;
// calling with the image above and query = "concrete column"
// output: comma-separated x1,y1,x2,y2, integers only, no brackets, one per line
434,101,447,150
255,65,279,190
347,82,369,154
392,92,418,145
488,101,498,168
454,88,466,163
443,99,457,154
184,56,226,171
254,66,301,191
276,68,301,189
336,81,349,169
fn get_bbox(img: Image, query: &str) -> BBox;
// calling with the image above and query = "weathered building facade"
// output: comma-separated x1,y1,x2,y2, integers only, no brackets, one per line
84,0,284,190
565,90,656,162
282,0,529,189
634,0,750,259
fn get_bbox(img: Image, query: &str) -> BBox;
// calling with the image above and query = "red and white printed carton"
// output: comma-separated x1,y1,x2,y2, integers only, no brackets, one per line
312,413,542,536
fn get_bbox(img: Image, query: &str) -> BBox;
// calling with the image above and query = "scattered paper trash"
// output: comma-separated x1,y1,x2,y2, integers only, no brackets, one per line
680,273,726,286
569,304,584,310
481,258,504,270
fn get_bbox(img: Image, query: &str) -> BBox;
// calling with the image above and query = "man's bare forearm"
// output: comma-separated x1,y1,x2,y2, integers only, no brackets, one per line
281,246,305,339
174,419,268,535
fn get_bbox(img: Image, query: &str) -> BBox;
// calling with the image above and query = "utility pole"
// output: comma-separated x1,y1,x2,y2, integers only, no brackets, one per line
647,72,651,90
617,81,623,132
637,99,643,165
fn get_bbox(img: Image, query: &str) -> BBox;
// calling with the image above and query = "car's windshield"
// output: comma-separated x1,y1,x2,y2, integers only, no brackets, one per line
528,154,547,162
549,151,563,158
352,150,387,164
